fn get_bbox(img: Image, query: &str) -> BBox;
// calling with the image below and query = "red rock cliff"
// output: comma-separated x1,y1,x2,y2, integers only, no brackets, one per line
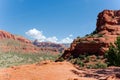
0,30,31,43
59,10,120,59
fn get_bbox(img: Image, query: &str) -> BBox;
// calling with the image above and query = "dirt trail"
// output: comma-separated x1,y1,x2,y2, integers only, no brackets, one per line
0,61,96,80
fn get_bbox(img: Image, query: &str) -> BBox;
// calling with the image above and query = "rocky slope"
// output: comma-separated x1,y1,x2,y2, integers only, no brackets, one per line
0,30,58,53
59,10,120,59
33,39,68,53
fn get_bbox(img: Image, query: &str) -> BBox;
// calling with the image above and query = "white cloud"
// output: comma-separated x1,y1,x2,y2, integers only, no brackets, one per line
25,28,46,42
59,37,73,43
46,36,58,43
26,28,73,43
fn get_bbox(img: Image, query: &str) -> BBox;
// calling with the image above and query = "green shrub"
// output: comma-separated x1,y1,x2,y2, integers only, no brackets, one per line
58,57,65,62
106,37,120,66
85,30,97,37
77,36,81,39
69,54,107,69
84,56,90,62
73,58,84,67
87,63,107,69
97,34,103,37
94,62,107,69
69,54,86,67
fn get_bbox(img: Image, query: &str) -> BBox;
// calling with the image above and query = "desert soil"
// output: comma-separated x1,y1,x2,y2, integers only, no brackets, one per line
0,61,119,80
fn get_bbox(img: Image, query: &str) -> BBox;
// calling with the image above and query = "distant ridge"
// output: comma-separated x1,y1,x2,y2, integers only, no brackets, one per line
0,30,59,54
33,39,70,53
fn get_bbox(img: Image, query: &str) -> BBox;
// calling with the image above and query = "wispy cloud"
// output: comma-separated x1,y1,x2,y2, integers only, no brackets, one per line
26,28,73,43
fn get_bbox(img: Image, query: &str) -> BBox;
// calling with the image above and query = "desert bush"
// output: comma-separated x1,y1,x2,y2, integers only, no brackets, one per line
57,57,65,62
77,36,81,39
97,34,103,37
69,54,107,68
71,59,84,67
87,62,107,69
85,30,97,37
94,62,107,69
106,37,120,66
69,54,86,67
74,58,84,67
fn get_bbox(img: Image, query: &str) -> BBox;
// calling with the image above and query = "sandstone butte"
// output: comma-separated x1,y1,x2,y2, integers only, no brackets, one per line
59,10,120,59
0,30,59,53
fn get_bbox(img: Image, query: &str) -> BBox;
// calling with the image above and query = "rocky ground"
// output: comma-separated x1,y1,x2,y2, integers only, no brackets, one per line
0,61,119,80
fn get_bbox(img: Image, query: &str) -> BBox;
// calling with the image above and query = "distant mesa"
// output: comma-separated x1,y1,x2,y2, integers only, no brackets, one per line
58,10,120,59
33,39,70,53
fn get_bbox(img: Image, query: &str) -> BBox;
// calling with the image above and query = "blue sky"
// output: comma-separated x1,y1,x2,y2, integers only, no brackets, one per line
0,0,120,43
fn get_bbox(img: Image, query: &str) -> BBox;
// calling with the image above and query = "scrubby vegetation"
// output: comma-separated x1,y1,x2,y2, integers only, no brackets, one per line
69,54,107,69
69,36,120,68
0,52,60,68
106,37,120,66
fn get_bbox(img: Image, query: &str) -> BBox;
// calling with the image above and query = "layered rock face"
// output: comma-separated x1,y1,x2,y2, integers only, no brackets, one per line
60,10,120,59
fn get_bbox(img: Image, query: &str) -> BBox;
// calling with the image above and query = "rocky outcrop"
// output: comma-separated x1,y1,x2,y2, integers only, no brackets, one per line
0,30,16,39
59,10,120,59
33,40,68,53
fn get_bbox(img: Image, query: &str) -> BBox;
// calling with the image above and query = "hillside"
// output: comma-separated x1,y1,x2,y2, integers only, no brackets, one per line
0,30,38,53
0,30,61,68
0,30,59,54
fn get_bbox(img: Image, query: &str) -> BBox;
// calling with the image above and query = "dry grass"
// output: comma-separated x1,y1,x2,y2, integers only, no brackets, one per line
0,52,60,68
